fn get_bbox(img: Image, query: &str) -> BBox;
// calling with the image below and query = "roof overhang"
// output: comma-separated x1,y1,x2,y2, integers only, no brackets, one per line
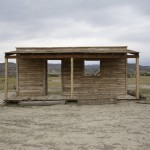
5,47,139,59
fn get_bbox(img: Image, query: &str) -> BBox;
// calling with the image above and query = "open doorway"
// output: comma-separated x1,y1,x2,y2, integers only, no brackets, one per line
47,60,62,95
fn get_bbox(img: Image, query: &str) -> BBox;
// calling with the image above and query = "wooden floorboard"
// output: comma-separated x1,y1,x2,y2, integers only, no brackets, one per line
117,95,137,100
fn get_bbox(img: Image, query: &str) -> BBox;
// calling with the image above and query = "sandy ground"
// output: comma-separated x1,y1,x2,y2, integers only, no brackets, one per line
0,93,150,150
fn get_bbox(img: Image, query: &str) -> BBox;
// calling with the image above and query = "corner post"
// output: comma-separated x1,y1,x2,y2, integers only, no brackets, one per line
125,55,128,95
16,58,19,96
5,57,8,100
136,54,139,99
71,57,74,99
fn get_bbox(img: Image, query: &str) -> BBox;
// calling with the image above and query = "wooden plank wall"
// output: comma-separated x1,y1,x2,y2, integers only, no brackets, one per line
17,58,126,99
17,59,47,96
62,58,126,98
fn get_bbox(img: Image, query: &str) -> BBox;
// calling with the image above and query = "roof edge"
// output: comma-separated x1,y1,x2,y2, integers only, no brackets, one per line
16,46,128,49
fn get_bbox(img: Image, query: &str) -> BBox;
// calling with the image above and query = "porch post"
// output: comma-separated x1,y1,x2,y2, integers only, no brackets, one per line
125,57,128,95
136,54,140,99
5,57,8,100
16,58,19,96
71,57,74,99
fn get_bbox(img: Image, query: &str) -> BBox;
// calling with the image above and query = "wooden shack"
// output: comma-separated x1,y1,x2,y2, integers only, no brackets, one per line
4,46,139,105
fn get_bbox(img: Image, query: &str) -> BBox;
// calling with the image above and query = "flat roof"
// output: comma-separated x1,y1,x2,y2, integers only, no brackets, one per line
5,46,139,54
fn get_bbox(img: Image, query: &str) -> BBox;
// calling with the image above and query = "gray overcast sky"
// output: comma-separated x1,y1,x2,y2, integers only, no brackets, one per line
0,0,150,65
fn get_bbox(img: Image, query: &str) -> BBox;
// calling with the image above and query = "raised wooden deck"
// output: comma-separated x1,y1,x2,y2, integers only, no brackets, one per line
5,94,137,103
5,95,68,102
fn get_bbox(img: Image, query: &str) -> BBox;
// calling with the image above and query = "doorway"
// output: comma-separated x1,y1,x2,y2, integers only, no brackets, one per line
47,60,62,95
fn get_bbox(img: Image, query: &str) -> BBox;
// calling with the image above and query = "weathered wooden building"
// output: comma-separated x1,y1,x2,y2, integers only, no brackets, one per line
4,46,139,105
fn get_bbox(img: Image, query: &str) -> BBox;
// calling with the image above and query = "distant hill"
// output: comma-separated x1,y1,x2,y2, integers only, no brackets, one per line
48,64,61,74
0,62,16,77
128,64,150,76
0,63,150,77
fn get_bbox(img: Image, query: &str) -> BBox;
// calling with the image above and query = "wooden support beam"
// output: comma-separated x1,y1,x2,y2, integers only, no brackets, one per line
61,60,64,92
136,57,140,99
4,58,8,100
16,59,19,96
71,57,74,99
6,54,138,59
43,59,47,95
125,57,128,94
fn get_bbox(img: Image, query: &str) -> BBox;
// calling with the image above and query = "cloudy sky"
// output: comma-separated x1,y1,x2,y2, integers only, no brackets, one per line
0,0,150,65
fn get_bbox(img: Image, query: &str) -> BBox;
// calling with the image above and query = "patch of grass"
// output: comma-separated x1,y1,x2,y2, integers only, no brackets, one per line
128,76,150,85
48,76,62,95
128,76,150,99
0,77,16,91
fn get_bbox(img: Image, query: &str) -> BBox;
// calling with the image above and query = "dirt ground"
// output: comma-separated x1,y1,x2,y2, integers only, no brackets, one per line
0,93,150,150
